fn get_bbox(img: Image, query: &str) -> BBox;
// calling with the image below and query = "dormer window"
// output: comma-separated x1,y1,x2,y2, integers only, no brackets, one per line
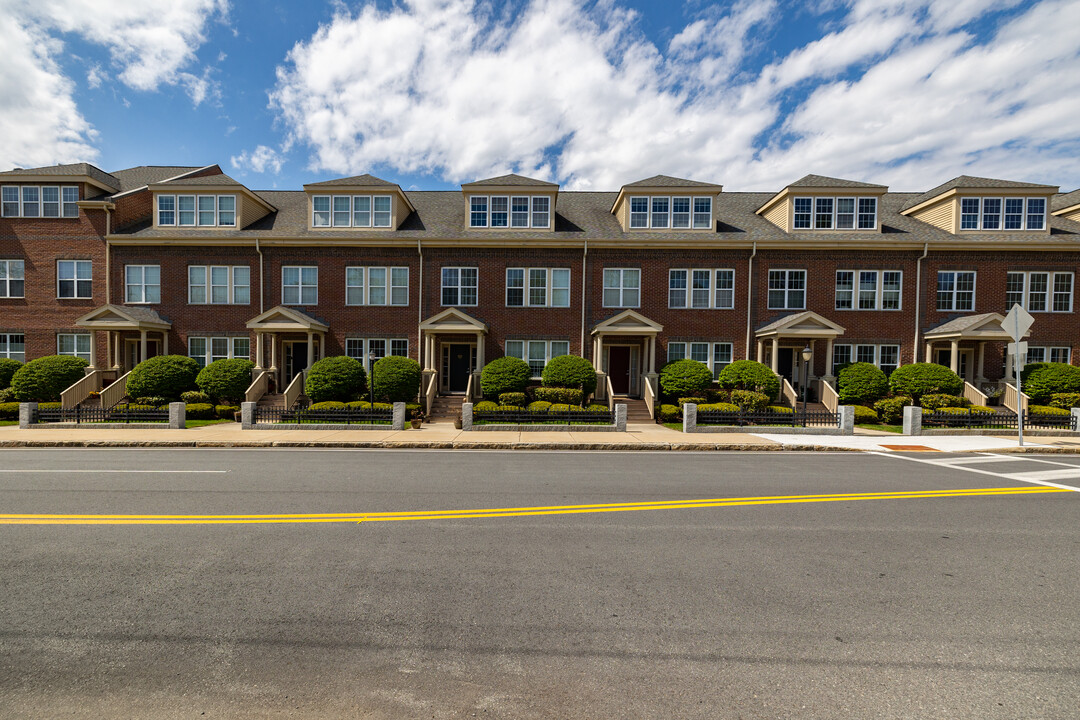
312,194,392,228
959,197,1045,230
469,195,550,229
157,194,236,227
1,185,79,218
627,196,712,230
792,196,876,230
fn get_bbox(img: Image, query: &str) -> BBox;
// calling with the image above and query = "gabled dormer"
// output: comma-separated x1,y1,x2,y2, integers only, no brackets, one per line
756,174,887,233
900,176,1057,234
461,174,558,232
1052,189,1080,223
151,172,275,229
611,175,721,232
0,163,120,219
304,174,414,230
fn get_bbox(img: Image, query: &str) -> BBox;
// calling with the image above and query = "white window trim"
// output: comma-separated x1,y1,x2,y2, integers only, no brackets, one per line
345,266,409,306
156,194,236,227
936,271,976,312
767,269,807,310
504,267,571,308
667,268,735,309
57,333,92,361
468,195,551,229
834,270,903,311
627,195,713,230
56,259,92,300
441,266,479,307
0,332,26,361
187,336,251,367
792,196,878,231
504,339,571,378
0,259,25,298
1005,271,1073,313
602,268,641,308
187,266,250,305
1,185,78,218
667,341,733,376
281,266,318,306
958,196,1047,231
345,337,410,372
833,343,900,373
310,194,393,229
125,264,160,305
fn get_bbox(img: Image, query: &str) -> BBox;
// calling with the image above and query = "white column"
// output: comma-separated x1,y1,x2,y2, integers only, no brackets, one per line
255,333,264,370
105,331,112,369
1005,347,1014,381
925,342,933,363
825,337,834,378
88,331,97,370
269,333,277,370
756,340,763,364
976,342,986,382
162,331,168,355
950,339,959,373
771,338,779,372
476,333,484,371
648,336,655,374
139,330,148,362
113,332,121,370
319,333,325,362
593,335,602,371
306,331,314,370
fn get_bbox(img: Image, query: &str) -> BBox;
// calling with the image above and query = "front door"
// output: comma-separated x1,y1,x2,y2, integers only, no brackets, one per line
609,346,631,394
935,349,969,381
447,344,472,393
778,347,795,385
285,343,308,383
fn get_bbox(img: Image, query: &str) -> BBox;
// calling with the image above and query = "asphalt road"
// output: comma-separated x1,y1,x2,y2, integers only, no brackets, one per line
1,448,1078,718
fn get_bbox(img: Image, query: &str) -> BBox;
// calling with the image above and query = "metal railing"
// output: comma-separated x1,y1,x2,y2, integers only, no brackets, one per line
472,409,615,425
60,370,104,409
424,373,437,417
606,375,616,411
924,409,1075,431
100,371,131,410
818,378,839,412
253,406,393,425
643,374,657,419
283,370,305,410
245,370,269,403
465,372,475,402
962,381,989,407
697,409,839,427
37,405,169,424
1003,383,1029,414
1026,410,1077,430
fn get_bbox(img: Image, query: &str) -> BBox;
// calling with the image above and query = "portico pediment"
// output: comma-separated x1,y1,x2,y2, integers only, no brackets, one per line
924,312,1021,340
756,311,844,339
419,307,488,334
75,304,171,331
591,309,663,336
246,306,328,332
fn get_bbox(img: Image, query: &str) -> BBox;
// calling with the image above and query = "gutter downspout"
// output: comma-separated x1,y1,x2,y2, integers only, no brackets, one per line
744,242,757,360
913,242,929,364
581,239,588,358
417,238,423,368
255,238,264,313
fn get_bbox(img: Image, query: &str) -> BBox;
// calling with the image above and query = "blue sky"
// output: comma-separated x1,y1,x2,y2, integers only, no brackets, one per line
2,0,1078,193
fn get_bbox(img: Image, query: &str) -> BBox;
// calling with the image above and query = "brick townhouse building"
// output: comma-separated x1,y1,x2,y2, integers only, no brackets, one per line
2,161,1079,407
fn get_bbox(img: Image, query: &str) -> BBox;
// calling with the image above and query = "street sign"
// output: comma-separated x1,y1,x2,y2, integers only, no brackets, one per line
1000,303,1034,447
1001,304,1034,340
1008,341,1028,358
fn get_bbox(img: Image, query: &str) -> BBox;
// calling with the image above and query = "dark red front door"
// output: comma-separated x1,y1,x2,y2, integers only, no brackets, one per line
609,347,630,394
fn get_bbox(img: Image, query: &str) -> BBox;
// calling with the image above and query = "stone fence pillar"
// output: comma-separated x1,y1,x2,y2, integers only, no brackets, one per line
615,403,627,432
241,402,256,430
838,406,854,435
461,402,473,431
18,402,37,429
168,402,186,429
392,402,406,431
903,405,922,436
682,403,697,433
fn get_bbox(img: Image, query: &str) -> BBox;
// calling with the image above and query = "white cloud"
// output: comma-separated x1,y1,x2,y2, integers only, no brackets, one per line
268,0,1080,191
231,145,284,175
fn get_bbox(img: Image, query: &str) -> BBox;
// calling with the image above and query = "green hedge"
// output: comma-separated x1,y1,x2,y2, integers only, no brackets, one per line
473,400,499,414
196,359,255,403
677,396,707,407
698,402,739,413
888,363,962,400
185,402,215,420
308,401,346,410
729,390,770,412
533,387,584,405
11,355,90,402
716,360,780,398
305,356,366,403
657,404,680,422
0,402,20,419
215,404,239,420
127,355,200,400
586,403,609,414
180,390,211,404
919,393,969,410
0,358,22,389
1029,404,1070,416
1049,393,1080,409
481,356,531,397
1020,363,1080,403
837,362,888,404
499,392,528,406
541,355,597,395
659,360,713,398
874,396,912,424
527,401,552,413
372,355,421,402
767,405,794,414
852,405,879,424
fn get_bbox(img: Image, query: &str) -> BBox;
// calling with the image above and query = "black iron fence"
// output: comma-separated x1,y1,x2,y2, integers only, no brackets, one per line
253,406,393,424
696,409,839,427
472,410,615,425
1026,410,1077,430
925,409,1076,431
36,406,170,424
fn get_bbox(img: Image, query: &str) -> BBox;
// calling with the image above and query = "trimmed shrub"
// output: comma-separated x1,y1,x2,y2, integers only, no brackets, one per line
0,387,14,403
112,403,159,411
874,395,912,424
185,403,215,420
372,355,422,402
133,396,169,407
837,362,889,404
888,363,962,400
533,386,584,406
852,405,879,424
527,401,552,414
180,390,211,404
481,356,531,397
658,404,681,422
586,403,609,414
196,358,255,403
305,356,366,403
920,393,970,410
215,404,239,420
1049,393,1080,409
496,404,524,412
659,359,713,398
1029,404,1070,416
716,360,781,398
0,358,22,389
933,406,984,416
1020,362,1080,403
767,405,794,414
704,387,730,404
473,400,499,414
969,405,994,413
11,355,90,402
729,390,770,412
541,355,597,395
308,401,346,410
126,355,199,401
345,400,371,410
499,392,528,407
0,402,20,419
548,403,571,413
405,403,423,420
677,396,707,408
698,402,740,413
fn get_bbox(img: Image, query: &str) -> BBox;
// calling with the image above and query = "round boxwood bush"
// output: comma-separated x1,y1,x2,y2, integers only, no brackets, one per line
527,401,552,413
873,395,912,424
372,355,422,402
185,402,215,420
888,362,962,400
1050,393,1080,409
499,392,528,406
304,356,366,403
480,356,531,397
541,354,597,395
533,386,584,405
11,355,90,402
716,360,781,398
1019,362,1080,403
837,362,889,404
0,358,22,389
196,358,255,403
729,389,770,412
919,393,969,410
126,355,200,401
659,359,713,398
852,405,879,424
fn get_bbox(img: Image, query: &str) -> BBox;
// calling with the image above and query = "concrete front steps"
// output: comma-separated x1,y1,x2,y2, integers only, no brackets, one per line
427,394,465,424
616,397,654,423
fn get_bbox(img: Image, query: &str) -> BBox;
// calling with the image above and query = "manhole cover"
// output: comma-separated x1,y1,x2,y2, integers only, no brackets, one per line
879,444,939,452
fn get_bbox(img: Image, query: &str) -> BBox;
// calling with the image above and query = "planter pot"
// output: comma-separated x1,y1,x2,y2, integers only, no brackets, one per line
410,418,423,429
453,419,463,429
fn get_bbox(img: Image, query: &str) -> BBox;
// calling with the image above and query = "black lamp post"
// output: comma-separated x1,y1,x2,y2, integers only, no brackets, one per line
801,344,812,426
368,350,376,408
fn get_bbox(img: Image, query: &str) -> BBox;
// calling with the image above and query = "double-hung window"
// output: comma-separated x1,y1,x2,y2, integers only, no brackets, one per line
0,185,77,217
21,187,39,217
815,198,834,229
793,198,812,229
0,333,25,362
767,269,806,310
282,266,318,305
793,196,877,230
1026,346,1071,365
345,266,408,306
0,260,24,298
442,267,478,306
2,187,19,217
603,268,640,308
157,195,235,226
188,266,250,304
671,197,691,228
57,260,92,298
668,269,733,309
125,265,160,304
832,344,899,375
187,336,250,368
505,339,570,378
1005,271,1072,313
835,270,902,310
667,341,733,378
311,195,392,228
959,197,1047,230
628,196,712,230
693,198,712,229
469,196,550,228
57,333,92,361
505,268,569,307
346,338,409,372
936,271,975,311
629,198,649,228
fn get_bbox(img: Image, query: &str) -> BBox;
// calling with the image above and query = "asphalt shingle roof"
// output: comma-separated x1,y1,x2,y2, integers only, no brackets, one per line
463,173,558,187
304,174,398,187
1052,189,1080,212
901,175,1059,212
622,175,721,188
107,166,204,194
924,313,1001,335
0,163,120,192
787,174,887,189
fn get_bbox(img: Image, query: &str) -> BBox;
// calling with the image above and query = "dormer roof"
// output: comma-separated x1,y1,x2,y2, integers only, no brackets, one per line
462,173,558,188
1052,189,1080,215
622,175,721,189
901,175,1058,214
0,162,120,194
149,172,277,213
756,174,887,216
305,173,398,188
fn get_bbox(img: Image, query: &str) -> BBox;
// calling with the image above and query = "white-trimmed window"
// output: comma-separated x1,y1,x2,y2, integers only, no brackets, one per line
187,336,250,368
603,268,640,308
628,196,712,230
157,195,236,227
1026,346,1071,365
125,265,160,304
57,260,92,298
505,339,570,378
282,266,318,305
0,260,25,298
667,341,733,379
668,269,734,309
959,197,1047,230
936,271,975,311
441,267,478,306
57,333,92,361
188,266,250,305
0,333,25,362
1,185,78,218
793,196,877,230
311,194,393,228
1005,271,1072,313
346,337,409,372
767,269,806,310
833,344,900,375
346,266,409,306
835,270,901,310
469,195,551,229
505,268,570,307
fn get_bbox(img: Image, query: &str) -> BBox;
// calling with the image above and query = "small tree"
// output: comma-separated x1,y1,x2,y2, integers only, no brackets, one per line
541,354,597,395
372,355,422,402
305,356,366,403
1020,362,1080,403
126,355,201,400
480,356,531,398
659,359,713,398
0,358,22,389
888,362,962,401
196,358,255,403
11,355,89,402
716,360,781,399
837,362,889,404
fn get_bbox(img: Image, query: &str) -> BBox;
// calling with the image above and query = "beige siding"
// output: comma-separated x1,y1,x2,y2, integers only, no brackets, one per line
1063,208,1080,223
238,195,270,229
763,199,789,231
912,199,954,232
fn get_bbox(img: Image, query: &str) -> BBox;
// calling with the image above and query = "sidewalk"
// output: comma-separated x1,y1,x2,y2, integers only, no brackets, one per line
1,422,1078,452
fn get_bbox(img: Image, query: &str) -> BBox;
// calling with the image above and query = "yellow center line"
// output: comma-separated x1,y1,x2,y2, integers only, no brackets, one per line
0,486,1066,525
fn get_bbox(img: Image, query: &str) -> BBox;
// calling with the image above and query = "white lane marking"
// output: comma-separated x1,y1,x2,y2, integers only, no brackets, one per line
868,452,1080,492
0,470,228,474
1003,469,1080,482
933,455,1027,465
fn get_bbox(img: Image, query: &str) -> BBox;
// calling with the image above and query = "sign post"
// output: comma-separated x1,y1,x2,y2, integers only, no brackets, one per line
1001,304,1034,447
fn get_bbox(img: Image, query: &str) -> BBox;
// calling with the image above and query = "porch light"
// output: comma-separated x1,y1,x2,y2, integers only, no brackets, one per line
802,345,812,363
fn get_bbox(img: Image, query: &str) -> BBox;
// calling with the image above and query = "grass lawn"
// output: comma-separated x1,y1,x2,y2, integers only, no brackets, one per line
187,419,237,428
858,423,903,433
0,420,17,427
663,422,682,430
